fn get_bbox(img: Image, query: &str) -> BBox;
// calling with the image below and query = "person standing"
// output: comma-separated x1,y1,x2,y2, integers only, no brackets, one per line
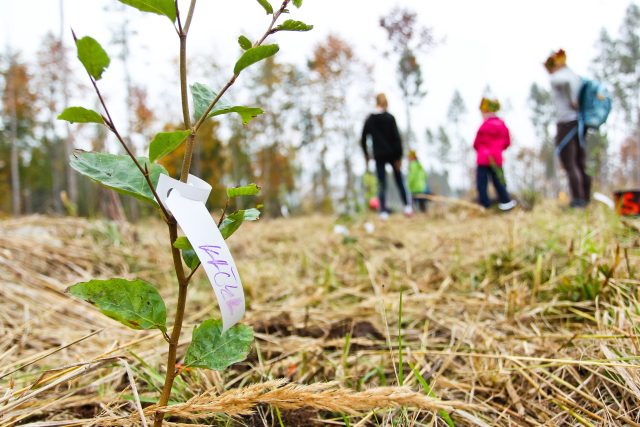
473,97,517,211
361,93,412,219
545,49,590,208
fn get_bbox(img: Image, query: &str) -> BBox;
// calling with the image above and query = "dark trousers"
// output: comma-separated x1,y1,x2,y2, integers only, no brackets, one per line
375,158,408,212
556,121,590,203
477,166,510,208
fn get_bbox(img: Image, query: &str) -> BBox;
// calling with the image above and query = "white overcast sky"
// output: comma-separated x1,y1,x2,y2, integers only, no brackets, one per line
0,0,634,184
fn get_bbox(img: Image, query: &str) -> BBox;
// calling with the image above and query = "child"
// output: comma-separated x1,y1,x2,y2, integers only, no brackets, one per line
407,150,429,212
473,98,517,211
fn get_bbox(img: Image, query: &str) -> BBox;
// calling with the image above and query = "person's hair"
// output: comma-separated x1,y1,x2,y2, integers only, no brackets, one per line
479,97,500,113
376,93,388,110
544,49,566,72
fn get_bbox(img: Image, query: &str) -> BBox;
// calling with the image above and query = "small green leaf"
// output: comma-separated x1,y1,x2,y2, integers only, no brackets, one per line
219,208,261,240
173,236,192,250
256,0,273,14
69,151,167,204
58,107,104,124
148,130,191,163
76,36,110,80
292,0,303,7
233,44,279,75
276,19,313,32
184,319,253,370
191,83,263,124
238,35,253,50
118,0,176,22
227,183,260,198
67,278,167,332
173,237,199,269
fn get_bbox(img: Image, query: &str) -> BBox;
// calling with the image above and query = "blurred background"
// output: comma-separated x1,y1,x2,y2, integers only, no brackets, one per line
0,0,638,219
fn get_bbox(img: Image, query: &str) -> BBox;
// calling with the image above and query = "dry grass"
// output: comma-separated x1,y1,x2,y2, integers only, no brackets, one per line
0,203,639,426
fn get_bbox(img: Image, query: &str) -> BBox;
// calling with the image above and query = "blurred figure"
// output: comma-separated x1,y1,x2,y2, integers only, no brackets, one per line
407,150,429,212
361,93,412,219
473,98,516,211
545,49,590,208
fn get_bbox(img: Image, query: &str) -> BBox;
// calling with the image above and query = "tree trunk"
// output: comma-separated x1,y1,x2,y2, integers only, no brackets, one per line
60,0,78,209
10,102,20,216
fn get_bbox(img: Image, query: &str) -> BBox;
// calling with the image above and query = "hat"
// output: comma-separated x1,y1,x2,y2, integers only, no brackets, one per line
479,97,500,113
408,149,417,158
544,49,566,71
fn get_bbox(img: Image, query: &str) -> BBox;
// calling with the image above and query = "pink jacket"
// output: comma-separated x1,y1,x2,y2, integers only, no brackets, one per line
473,116,511,167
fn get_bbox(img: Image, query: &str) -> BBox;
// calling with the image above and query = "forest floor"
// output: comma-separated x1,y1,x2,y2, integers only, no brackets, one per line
1,202,640,426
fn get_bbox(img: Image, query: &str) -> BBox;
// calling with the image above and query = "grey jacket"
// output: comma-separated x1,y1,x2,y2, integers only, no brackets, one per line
550,66,583,124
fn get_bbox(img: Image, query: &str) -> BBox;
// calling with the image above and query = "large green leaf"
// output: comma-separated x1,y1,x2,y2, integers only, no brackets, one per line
76,36,110,80
256,0,273,14
219,208,261,240
58,107,104,124
233,44,279,75
191,83,263,124
227,183,260,198
292,0,303,7
184,319,253,370
69,151,167,204
118,0,176,22
276,19,313,32
68,278,167,332
148,130,191,163
238,35,252,51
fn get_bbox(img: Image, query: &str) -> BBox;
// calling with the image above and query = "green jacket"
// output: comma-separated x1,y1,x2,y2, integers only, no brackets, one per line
408,160,428,194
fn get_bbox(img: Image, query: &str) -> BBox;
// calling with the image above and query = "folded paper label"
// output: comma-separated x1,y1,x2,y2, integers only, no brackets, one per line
157,174,245,331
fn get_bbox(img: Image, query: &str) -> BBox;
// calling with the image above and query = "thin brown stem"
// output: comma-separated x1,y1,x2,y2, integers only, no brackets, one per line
72,28,172,223
184,0,197,34
153,221,189,427
191,0,290,135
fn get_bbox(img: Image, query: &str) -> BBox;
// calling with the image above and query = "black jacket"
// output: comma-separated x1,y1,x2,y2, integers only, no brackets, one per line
361,112,403,162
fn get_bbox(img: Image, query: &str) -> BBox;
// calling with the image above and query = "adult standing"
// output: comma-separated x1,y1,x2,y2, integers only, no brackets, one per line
361,93,412,219
545,49,590,208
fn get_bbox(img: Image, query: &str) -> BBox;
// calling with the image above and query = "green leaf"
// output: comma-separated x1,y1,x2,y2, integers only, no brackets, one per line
76,36,110,80
191,83,263,124
67,278,167,332
184,319,253,370
233,44,279,75
292,0,303,7
118,0,176,22
227,183,260,198
256,0,273,14
219,208,261,240
148,130,191,163
238,35,252,50
69,151,167,204
173,236,192,250
173,237,199,269
276,19,313,32
58,107,104,124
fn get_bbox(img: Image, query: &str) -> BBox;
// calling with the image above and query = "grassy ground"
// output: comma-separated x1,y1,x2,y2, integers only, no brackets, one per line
1,203,640,426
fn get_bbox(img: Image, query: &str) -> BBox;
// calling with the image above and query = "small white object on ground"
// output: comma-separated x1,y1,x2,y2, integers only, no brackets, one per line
364,222,375,234
333,224,349,236
593,192,614,209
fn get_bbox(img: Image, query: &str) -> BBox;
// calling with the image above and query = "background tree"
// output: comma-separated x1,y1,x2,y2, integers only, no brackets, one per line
379,7,434,145
446,89,469,189
1,53,38,215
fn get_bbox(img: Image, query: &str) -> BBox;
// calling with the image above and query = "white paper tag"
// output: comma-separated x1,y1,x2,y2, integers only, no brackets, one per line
157,174,245,332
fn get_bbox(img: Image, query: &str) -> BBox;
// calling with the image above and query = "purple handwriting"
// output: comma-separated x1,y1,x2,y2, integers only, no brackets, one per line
198,245,242,314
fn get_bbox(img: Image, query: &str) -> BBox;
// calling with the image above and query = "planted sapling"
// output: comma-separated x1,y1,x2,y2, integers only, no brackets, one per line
57,1,312,425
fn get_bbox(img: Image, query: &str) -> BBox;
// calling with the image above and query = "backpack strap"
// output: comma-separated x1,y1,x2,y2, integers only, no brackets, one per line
555,117,586,156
